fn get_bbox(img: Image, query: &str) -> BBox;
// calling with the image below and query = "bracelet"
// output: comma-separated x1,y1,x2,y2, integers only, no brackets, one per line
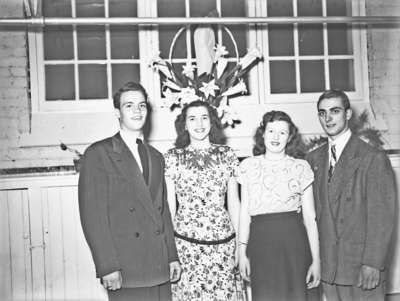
239,241,248,245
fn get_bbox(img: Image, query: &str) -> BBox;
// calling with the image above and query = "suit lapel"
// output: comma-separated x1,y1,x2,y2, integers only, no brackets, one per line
312,144,329,204
110,134,159,226
328,135,361,203
143,143,164,211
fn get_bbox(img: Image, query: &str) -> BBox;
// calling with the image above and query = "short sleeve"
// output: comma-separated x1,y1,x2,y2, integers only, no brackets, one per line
225,146,240,178
163,149,179,182
237,157,251,185
298,159,314,191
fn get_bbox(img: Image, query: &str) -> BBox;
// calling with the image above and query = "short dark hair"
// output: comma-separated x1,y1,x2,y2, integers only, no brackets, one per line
317,89,350,110
113,81,148,109
253,110,304,158
174,100,226,148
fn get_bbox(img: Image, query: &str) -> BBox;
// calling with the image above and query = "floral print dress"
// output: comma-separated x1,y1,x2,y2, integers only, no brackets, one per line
164,144,240,301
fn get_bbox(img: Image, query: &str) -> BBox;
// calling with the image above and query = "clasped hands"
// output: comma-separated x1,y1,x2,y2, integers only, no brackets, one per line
101,261,182,291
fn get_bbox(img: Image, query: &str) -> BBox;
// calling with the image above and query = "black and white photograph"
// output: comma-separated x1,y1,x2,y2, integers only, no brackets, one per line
0,0,399,300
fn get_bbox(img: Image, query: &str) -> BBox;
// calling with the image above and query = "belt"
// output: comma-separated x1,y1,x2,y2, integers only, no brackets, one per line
174,231,236,245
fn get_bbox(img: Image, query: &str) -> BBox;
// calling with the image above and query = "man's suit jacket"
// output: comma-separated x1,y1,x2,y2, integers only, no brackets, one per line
78,133,178,288
306,134,396,285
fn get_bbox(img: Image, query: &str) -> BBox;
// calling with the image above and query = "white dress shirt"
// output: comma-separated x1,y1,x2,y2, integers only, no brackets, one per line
120,130,143,172
328,129,352,164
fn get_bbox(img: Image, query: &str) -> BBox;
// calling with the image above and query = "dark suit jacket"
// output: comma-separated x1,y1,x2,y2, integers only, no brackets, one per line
78,133,178,288
306,134,396,285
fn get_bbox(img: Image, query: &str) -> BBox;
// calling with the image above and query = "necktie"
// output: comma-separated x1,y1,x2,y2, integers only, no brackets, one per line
136,138,149,185
328,144,337,181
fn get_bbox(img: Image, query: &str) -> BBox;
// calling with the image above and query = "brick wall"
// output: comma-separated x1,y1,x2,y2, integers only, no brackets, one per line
0,0,29,168
0,0,399,170
366,0,400,148
0,0,76,169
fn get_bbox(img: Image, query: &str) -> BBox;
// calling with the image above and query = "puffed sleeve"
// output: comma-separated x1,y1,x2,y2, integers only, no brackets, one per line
163,149,179,183
225,146,240,177
298,159,314,191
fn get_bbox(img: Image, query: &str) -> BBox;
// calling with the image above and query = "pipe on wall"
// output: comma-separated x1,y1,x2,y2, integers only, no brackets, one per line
0,16,400,27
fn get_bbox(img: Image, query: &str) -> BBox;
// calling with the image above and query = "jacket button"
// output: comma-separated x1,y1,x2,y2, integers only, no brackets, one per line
135,232,140,238
129,207,135,212
155,229,161,235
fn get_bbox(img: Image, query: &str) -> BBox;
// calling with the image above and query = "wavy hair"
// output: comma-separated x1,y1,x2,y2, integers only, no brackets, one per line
113,81,148,109
253,110,305,158
317,89,350,110
174,100,226,148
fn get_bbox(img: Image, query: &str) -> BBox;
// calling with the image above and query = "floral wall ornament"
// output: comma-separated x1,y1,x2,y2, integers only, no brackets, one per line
148,24,262,126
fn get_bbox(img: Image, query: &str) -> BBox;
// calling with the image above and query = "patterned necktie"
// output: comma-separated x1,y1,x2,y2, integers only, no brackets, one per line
136,138,149,185
328,144,337,181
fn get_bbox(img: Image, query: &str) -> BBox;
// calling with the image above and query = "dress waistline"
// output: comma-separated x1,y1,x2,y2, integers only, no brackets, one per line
174,231,236,245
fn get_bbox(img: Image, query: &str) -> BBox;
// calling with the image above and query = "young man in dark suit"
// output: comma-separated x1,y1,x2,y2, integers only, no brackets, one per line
78,82,181,301
306,89,396,301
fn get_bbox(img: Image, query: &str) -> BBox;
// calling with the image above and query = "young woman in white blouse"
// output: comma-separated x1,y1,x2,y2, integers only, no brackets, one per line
237,110,321,301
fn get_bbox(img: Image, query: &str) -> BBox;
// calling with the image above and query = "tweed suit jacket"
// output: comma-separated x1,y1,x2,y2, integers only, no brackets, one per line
78,133,178,288
306,134,396,285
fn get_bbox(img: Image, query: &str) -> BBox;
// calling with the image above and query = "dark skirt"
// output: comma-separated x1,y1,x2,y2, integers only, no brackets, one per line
247,211,320,301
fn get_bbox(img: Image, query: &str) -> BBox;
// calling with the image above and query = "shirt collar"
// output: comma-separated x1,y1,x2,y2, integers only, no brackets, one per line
119,130,144,147
328,129,351,160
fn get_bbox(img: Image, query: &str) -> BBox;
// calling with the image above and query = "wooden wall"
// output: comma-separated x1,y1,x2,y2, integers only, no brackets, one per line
0,176,107,301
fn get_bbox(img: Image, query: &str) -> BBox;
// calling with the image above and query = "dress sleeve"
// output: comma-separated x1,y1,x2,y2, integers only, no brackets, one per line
225,146,240,178
163,149,178,183
299,159,314,191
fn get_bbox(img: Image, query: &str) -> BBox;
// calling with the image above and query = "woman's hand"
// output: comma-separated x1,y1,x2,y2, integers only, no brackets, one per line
306,260,321,289
239,253,251,282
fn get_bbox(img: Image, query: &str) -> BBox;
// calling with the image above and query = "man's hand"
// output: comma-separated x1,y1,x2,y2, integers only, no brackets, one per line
102,271,122,291
357,265,380,290
169,261,182,283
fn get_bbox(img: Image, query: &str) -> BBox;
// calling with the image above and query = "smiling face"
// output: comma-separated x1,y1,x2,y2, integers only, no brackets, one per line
264,120,291,155
317,97,352,140
185,105,211,143
115,90,148,133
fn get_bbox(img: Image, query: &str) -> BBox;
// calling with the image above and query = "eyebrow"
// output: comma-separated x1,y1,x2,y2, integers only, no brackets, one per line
122,100,146,106
318,106,344,112
187,114,209,118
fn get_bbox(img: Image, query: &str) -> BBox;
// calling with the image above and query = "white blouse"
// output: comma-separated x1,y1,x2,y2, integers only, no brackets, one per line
237,155,314,215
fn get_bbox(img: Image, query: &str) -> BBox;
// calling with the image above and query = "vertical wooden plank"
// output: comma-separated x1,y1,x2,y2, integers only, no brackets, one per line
22,190,33,301
74,185,108,301
29,187,46,301
43,187,65,300
61,186,79,300
0,190,12,301
8,190,27,300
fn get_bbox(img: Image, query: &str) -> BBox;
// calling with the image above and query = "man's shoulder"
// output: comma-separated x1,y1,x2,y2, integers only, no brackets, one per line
87,136,113,149
306,141,327,158
84,136,115,156
353,135,384,158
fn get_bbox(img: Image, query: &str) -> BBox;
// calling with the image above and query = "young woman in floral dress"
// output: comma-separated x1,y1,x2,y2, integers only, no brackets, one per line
164,100,241,301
